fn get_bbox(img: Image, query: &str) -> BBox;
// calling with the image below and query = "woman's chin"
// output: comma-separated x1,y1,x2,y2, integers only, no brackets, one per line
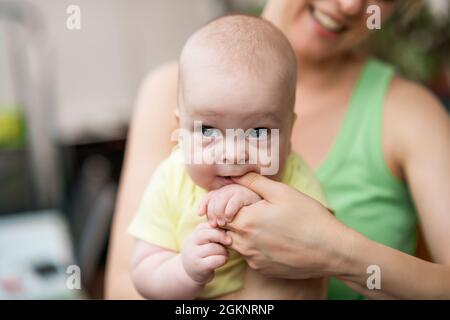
287,11,355,62
293,39,341,62
287,30,337,62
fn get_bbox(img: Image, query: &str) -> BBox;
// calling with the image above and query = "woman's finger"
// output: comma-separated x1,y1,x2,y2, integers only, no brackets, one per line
223,199,267,233
226,230,248,257
231,172,286,201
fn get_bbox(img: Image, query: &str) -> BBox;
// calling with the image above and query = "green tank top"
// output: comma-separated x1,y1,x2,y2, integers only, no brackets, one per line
315,58,418,299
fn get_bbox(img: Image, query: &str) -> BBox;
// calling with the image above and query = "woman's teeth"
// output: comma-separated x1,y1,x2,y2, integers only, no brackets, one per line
311,8,345,32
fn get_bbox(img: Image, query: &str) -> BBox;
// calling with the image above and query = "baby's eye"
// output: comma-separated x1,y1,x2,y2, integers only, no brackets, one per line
201,126,221,138
247,127,269,139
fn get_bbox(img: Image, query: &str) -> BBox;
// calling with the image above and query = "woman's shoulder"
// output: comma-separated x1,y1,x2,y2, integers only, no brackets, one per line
386,74,447,130
388,75,442,109
383,72,449,175
131,61,180,142
139,61,179,96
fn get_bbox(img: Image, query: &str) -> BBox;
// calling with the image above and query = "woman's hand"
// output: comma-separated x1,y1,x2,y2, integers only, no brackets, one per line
225,172,356,280
226,172,450,299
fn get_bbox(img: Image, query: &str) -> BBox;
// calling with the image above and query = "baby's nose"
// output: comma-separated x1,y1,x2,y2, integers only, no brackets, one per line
221,139,249,164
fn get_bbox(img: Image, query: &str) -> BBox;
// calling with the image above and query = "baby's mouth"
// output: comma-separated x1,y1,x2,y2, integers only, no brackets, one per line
217,176,234,185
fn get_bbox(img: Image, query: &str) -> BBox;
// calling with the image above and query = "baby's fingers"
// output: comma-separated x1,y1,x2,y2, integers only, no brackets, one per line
207,198,222,227
199,243,228,258
201,254,228,271
209,198,229,227
224,197,242,223
195,227,231,246
197,196,209,216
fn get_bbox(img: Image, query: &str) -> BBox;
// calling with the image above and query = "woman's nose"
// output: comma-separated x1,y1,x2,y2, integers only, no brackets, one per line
337,0,365,16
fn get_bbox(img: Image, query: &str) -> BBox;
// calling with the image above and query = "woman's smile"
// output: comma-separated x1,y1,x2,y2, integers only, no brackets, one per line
308,4,348,38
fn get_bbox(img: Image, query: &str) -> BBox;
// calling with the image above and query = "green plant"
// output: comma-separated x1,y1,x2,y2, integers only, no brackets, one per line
369,5,450,83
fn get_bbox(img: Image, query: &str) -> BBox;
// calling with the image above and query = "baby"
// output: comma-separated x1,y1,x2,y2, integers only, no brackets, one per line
128,15,329,299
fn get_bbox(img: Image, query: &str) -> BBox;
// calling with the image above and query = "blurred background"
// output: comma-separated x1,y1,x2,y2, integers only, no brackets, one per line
0,0,448,299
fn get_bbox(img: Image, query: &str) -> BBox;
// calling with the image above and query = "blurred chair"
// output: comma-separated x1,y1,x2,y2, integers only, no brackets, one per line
68,154,117,288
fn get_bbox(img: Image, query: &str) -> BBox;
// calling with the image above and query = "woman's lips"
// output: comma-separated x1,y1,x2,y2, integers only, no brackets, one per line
308,4,347,38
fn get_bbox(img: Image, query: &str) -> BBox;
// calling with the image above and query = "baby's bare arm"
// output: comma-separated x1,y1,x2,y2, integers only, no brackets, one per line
131,223,231,299
130,241,204,299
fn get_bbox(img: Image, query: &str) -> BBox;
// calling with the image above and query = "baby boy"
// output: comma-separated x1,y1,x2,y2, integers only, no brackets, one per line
128,14,328,299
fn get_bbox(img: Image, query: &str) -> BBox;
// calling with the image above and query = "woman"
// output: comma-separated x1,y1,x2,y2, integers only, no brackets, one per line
105,0,450,299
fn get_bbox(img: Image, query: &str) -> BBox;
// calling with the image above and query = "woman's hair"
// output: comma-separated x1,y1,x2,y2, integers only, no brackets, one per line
397,0,424,23
361,0,425,58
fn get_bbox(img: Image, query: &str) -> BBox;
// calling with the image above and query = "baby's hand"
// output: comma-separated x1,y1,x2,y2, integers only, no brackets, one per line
181,222,231,285
197,184,262,227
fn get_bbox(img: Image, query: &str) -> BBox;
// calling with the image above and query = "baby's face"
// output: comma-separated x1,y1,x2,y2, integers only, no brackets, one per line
178,65,295,191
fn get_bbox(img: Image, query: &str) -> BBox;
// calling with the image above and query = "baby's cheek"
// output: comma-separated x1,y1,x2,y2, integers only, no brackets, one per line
246,139,283,176
259,137,291,180
186,164,217,190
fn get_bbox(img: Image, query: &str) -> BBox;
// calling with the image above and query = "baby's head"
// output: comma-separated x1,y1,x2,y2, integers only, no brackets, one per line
177,14,297,191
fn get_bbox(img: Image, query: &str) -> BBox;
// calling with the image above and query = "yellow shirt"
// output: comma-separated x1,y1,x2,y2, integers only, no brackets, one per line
128,147,329,298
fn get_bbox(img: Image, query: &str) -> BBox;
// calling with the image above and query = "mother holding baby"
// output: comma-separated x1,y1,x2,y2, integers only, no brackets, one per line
105,0,450,299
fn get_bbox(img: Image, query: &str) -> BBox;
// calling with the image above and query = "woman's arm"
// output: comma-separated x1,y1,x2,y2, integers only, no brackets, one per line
227,169,450,299
339,78,450,299
385,78,450,265
104,62,179,299
338,234,450,299
226,79,450,299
